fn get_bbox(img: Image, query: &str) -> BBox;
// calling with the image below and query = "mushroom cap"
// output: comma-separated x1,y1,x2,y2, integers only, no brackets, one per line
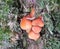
32,18,44,27
32,26,42,34
28,30,40,41
20,17,32,30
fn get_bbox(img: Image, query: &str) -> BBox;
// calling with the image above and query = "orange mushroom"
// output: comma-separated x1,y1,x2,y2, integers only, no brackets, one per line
30,7,35,18
20,17,32,30
32,18,44,27
32,26,42,34
28,30,40,41
24,8,35,20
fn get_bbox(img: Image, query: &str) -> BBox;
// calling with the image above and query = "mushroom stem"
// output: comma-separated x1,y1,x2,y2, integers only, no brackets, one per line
26,17,35,20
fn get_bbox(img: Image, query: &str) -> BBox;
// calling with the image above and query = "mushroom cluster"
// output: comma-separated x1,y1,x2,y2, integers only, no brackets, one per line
20,7,44,41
